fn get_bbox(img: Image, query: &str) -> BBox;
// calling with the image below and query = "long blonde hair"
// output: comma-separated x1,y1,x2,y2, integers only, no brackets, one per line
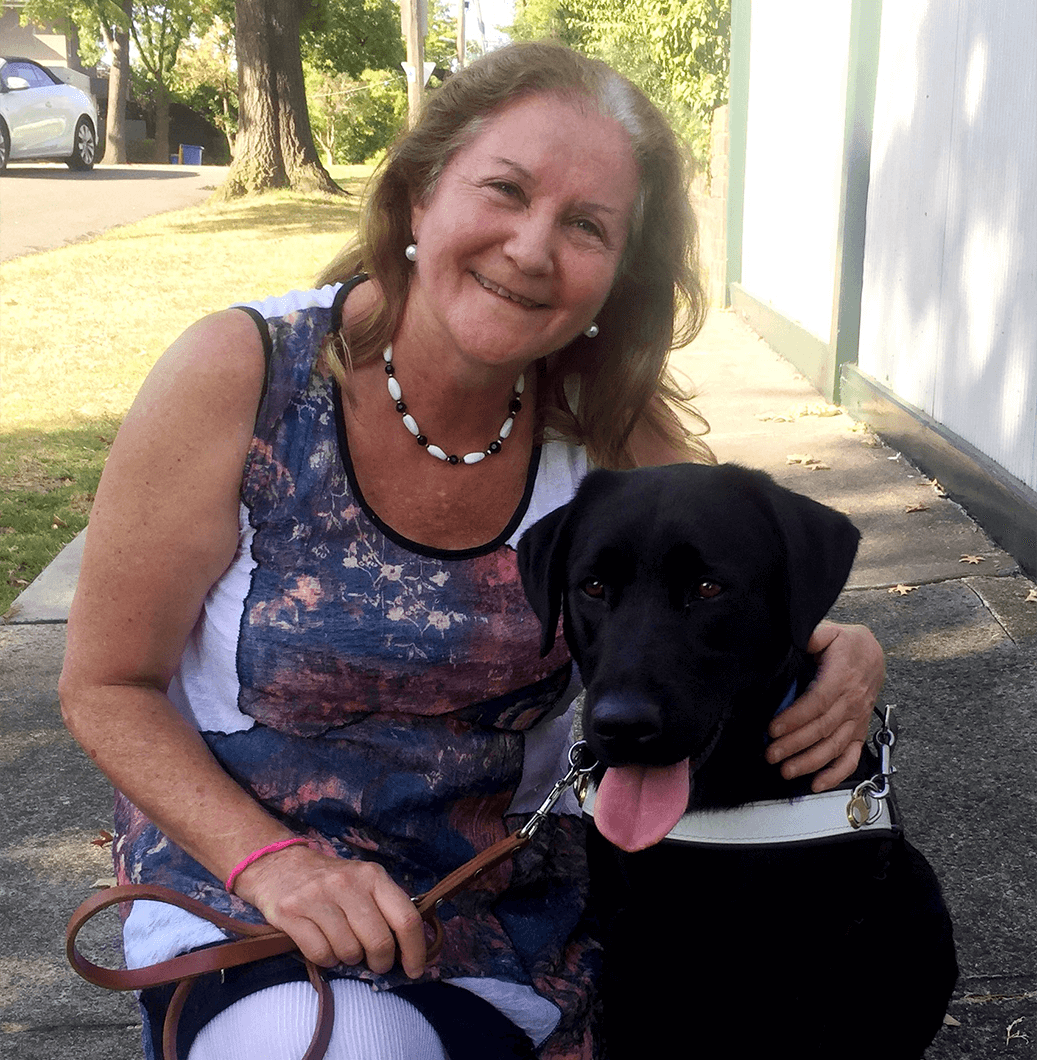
317,42,713,468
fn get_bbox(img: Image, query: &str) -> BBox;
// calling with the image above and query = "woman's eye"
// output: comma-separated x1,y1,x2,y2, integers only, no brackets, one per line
491,181,522,199
572,218,604,239
581,578,606,599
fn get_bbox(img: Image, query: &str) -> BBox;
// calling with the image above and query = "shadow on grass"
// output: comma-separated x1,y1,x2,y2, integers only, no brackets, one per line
94,195,367,244
0,419,116,615
180,195,363,234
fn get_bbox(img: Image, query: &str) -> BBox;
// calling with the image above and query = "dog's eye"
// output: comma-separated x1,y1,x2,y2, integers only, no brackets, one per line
581,578,606,599
693,580,723,600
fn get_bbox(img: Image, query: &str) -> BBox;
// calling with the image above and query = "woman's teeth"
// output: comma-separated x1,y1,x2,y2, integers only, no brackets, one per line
474,273,542,308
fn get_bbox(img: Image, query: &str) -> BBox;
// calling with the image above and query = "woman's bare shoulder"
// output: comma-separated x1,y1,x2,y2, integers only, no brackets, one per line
65,310,270,687
144,307,267,405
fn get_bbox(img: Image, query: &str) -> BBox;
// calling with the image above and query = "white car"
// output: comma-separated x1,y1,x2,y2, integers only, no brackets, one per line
0,56,98,171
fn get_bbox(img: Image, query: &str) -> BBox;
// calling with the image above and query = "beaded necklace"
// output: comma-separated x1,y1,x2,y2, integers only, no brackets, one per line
382,344,525,466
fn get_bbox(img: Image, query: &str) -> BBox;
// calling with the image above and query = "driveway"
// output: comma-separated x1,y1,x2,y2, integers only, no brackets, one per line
0,163,228,261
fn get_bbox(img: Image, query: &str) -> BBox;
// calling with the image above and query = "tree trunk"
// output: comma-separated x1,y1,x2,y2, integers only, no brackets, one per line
214,0,342,199
100,0,132,165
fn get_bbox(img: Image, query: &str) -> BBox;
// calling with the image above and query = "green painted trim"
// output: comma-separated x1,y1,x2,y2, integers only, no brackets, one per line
829,0,883,402
842,365,1037,579
730,283,836,401
724,0,751,304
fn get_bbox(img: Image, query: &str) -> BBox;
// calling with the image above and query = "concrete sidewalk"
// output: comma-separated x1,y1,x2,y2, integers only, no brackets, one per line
2,309,1035,1058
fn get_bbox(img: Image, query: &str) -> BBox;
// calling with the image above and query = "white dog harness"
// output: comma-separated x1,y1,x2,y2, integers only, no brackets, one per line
582,782,899,849
579,706,902,849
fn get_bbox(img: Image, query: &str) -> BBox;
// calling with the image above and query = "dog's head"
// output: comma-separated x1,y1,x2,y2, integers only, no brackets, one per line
517,463,860,849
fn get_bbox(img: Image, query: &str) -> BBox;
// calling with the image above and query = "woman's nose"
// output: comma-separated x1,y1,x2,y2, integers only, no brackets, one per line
503,212,554,276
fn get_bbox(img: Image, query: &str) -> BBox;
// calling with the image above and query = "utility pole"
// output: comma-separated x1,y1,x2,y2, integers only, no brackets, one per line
456,0,467,70
401,0,427,127
472,0,486,54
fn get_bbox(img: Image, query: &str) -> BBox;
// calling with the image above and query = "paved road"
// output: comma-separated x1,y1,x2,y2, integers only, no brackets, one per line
0,163,228,261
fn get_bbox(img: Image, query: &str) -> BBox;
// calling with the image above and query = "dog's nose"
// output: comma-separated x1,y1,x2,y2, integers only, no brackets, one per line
590,695,663,758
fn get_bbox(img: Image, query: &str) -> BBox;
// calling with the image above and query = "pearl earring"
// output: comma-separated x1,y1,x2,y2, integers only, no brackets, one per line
583,322,599,339
405,243,418,262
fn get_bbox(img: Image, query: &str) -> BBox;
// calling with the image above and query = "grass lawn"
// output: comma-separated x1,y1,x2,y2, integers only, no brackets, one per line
0,165,372,615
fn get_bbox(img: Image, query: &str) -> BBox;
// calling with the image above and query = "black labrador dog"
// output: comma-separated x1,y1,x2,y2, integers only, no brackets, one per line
518,464,957,1060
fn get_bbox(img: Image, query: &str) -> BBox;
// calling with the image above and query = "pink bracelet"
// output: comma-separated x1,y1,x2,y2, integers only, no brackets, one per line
225,837,311,894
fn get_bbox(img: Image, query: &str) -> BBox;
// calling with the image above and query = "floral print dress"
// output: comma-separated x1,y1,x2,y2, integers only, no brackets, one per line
113,279,598,1058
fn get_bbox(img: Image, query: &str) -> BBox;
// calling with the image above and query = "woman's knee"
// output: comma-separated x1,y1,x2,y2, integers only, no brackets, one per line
186,978,448,1060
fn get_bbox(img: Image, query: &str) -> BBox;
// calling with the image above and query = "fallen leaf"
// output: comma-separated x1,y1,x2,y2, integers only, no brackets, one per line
51,516,68,529
1025,589,1037,603
943,1014,961,1027
786,454,830,469
91,830,114,848
931,480,947,497
795,402,842,418
92,877,118,889
889,584,918,596
959,554,984,565
756,411,795,422
905,503,929,513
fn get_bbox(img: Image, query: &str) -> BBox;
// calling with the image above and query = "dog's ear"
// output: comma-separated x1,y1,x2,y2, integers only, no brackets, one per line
517,502,573,656
762,478,861,649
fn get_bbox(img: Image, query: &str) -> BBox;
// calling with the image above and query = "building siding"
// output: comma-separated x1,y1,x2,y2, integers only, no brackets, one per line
740,0,852,344
859,0,1037,491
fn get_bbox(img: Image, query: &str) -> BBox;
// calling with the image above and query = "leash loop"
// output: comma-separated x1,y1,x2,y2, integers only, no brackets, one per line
847,705,898,828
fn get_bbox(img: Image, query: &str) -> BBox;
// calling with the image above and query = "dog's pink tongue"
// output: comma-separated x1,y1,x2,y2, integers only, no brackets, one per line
593,760,691,852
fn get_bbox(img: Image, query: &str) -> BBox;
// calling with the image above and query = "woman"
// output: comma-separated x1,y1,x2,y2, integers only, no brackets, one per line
60,43,883,1060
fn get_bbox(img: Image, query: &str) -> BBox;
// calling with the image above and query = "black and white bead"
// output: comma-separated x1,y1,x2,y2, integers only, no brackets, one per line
383,345,524,465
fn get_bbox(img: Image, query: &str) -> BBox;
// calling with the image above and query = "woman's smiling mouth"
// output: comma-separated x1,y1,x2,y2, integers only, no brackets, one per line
472,272,547,309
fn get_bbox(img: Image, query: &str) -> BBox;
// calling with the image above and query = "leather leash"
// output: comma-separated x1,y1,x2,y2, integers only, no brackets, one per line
65,743,595,1060
66,883,333,1060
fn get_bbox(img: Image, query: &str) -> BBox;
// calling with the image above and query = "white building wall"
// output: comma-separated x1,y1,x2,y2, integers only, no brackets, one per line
859,0,1037,491
0,8,69,65
740,0,852,344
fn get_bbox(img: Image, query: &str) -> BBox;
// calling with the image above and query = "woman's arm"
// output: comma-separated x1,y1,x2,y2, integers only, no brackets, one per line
59,311,426,977
627,404,884,792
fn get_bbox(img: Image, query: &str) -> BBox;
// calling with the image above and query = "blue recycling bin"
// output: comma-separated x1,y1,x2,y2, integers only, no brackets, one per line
180,144,204,165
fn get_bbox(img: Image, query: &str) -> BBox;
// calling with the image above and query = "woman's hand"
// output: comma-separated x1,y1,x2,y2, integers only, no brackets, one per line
233,844,429,979
765,622,885,792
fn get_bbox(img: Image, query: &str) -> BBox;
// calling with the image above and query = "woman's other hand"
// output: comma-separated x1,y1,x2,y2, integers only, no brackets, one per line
765,621,885,791
232,844,429,980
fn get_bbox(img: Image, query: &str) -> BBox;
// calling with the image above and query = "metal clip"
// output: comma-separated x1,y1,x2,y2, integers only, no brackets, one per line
518,741,597,840
869,703,897,799
846,705,897,829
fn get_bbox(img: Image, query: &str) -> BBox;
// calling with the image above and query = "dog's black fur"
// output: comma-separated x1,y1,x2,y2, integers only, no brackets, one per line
518,464,957,1059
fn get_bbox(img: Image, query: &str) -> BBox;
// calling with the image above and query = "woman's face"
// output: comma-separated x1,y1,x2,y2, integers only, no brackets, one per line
405,93,640,374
